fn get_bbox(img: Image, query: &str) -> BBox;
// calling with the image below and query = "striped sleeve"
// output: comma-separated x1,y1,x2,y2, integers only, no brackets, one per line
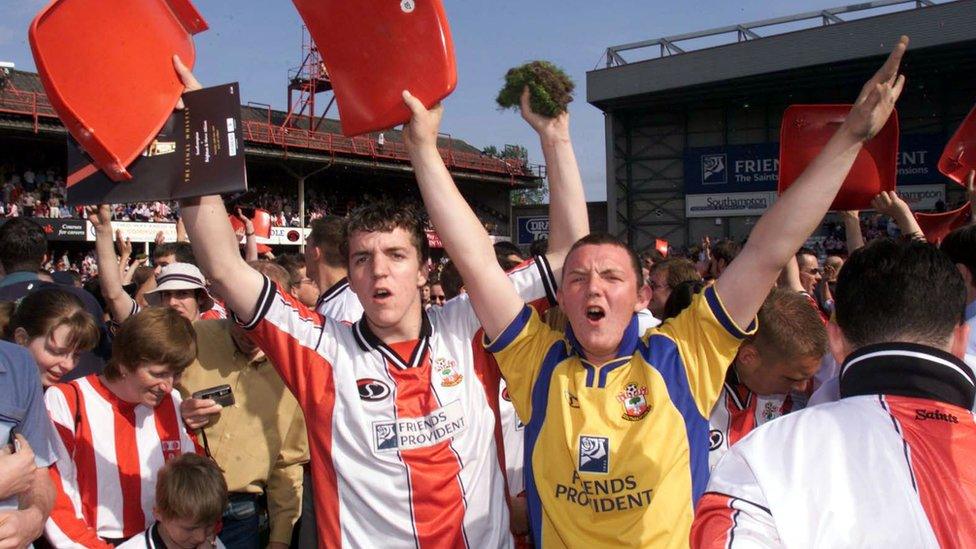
691,494,780,549
234,275,336,405
43,385,113,549
691,444,781,548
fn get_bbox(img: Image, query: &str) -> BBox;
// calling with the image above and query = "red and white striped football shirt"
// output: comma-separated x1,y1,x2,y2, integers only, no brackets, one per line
44,375,199,547
239,257,556,548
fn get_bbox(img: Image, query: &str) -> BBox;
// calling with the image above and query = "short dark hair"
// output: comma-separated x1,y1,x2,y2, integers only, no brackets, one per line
940,225,976,284
340,200,430,266
0,218,47,273
835,238,966,348
712,239,741,266
1,288,99,352
494,241,525,264
308,216,346,268
154,242,196,266
565,233,642,290
132,266,155,288
796,247,818,260
649,258,701,289
529,238,549,258
274,254,306,288
662,279,705,320
640,249,665,267
440,260,463,300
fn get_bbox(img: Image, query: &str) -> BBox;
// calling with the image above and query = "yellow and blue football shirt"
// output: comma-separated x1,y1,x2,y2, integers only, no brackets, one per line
486,285,755,548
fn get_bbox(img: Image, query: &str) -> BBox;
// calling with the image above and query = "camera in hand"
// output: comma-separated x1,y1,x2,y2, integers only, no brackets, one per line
192,384,235,408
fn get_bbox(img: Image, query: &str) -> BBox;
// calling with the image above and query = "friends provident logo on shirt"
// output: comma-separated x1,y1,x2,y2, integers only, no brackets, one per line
372,400,467,453
578,435,609,474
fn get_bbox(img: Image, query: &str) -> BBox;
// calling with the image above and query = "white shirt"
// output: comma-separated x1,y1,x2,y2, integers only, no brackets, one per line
315,277,365,323
238,257,557,548
693,344,976,548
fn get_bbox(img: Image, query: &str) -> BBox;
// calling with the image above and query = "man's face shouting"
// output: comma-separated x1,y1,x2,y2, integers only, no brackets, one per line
347,227,427,340
558,243,649,364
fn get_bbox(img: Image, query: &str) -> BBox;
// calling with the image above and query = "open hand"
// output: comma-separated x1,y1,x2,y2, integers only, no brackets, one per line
843,36,908,142
401,90,444,152
235,208,255,234
86,204,113,232
871,191,910,218
115,229,132,257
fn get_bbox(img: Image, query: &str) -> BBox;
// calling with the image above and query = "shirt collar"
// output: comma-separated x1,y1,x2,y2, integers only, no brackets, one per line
965,300,976,322
0,271,39,289
839,342,976,409
316,277,350,309
352,310,432,370
566,313,640,367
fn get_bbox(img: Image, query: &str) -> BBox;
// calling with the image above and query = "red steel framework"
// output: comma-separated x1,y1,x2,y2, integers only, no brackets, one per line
0,61,543,184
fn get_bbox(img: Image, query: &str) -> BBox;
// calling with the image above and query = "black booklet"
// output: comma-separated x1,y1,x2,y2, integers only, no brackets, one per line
66,83,247,206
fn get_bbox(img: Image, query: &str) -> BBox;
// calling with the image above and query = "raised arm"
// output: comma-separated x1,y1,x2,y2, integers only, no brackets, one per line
840,210,865,252
715,37,908,329
88,205,137,323
173,56,265,319
402,93,522,341
179,196,264,319
518,89,589,272
236,208,259,262
870,191,923,239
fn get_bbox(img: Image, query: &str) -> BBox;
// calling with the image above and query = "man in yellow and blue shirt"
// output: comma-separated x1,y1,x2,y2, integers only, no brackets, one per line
485,280,752,546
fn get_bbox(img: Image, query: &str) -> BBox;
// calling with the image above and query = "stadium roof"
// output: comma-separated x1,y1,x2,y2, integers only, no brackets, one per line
587,0,976,109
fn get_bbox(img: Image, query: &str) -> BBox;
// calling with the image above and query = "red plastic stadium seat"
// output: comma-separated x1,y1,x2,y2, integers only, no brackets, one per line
292,0,457,137
939,103,976,185
914,202,972,244
778,105,899,211
29,0,208,182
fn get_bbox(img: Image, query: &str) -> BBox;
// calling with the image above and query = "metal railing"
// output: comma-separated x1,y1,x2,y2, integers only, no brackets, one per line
0,83,544,183
604,0,938,67
242,120,543,180
0,85,57,132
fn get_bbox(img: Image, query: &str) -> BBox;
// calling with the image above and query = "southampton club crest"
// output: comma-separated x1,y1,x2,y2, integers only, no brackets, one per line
617,383,650,421
435,357,463,387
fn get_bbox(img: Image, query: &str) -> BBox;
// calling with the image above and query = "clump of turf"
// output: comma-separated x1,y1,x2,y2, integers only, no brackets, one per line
496,61,575,118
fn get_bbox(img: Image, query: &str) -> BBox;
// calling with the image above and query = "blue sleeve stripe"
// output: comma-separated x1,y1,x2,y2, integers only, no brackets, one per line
484,305,533,353
524,343,568,547
704,285,755,339
644,335,711,506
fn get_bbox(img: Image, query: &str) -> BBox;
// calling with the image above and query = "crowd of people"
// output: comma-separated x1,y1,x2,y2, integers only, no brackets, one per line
0,166,506,234
2,36,976,549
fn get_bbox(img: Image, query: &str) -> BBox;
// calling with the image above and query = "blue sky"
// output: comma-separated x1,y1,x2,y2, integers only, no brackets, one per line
1,0,907,200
